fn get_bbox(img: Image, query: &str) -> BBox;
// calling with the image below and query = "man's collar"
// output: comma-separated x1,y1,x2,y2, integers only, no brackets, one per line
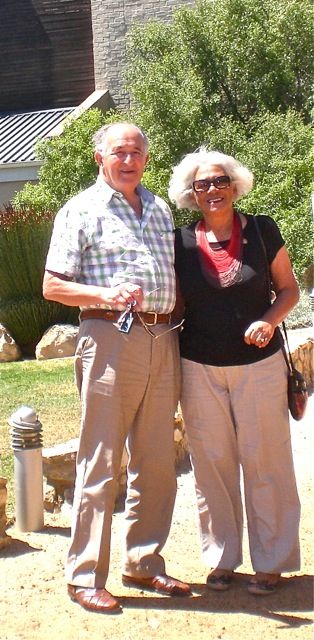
95,175,117,203
95,175,154,203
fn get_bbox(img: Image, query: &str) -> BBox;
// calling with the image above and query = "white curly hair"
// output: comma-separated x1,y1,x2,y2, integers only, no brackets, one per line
168,148,254,210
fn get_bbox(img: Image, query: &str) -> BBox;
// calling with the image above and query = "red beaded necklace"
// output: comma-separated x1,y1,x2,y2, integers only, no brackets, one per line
195,210,243,287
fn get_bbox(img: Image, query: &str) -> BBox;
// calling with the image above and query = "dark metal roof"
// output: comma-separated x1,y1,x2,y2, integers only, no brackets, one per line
0,108,75,164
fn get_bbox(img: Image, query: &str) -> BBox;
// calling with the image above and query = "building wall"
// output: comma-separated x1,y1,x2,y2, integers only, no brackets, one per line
0,179,38,208
0,0,95,113
91,0,195,109
0,0,195,113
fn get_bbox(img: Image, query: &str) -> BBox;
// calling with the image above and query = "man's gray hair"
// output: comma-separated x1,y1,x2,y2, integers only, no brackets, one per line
93,122,149,154
168,148,254,210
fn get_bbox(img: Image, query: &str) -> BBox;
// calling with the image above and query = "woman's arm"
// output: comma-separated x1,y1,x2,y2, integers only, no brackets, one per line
244,245,299,347
263,245,299,326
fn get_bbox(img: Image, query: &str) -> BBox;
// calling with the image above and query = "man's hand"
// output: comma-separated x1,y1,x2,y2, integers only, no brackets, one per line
107,283,143,311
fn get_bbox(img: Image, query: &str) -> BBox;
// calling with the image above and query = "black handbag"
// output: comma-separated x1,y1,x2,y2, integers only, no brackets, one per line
280,322,308,421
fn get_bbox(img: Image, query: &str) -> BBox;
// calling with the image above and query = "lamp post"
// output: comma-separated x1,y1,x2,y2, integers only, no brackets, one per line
9,406,44,532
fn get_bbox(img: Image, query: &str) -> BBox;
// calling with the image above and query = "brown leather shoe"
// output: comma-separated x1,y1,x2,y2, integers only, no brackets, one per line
122,573,192,596
67,584,122,614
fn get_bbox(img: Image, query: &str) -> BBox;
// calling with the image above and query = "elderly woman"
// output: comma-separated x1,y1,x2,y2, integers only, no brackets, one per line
169,149,300,595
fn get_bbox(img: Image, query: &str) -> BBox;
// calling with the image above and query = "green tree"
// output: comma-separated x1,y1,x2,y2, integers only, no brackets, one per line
125,0,313,281
236,111,313,283
127,0,313,149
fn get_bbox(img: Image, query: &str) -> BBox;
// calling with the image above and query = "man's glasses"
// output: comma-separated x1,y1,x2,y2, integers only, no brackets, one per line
118,297,184,339
135,312,184,339
192,175,231,193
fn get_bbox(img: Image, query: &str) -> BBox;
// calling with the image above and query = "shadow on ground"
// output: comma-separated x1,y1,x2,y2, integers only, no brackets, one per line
118,572,313,629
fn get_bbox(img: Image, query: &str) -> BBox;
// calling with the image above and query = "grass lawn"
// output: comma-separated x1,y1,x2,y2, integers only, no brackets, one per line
0,357,81,517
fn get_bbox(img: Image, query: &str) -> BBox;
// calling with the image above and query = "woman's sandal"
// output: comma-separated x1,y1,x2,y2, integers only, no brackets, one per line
247,573,280,595
206,570,233,591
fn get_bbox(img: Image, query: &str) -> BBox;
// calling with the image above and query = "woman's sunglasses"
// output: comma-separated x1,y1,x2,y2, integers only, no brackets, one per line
192,175,231,193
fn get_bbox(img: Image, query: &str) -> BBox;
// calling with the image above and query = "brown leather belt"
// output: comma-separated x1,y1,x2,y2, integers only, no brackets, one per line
80,308,172,325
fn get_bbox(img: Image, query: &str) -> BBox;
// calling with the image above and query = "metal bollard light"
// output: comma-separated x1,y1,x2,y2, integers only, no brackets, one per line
9,406,44,532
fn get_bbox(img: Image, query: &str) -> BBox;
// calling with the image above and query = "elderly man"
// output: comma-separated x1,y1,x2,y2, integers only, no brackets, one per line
43,122,191,614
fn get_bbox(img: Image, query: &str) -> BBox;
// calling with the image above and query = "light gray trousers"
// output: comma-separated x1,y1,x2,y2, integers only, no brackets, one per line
181,351,301,574
66,319,180,588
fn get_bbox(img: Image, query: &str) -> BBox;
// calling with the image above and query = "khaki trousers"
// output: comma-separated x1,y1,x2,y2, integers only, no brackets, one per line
65,319,180,588
181,351,301,574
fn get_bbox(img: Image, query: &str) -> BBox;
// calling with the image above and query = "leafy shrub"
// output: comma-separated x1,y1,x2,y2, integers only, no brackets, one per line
0,204,79,354
286,288,312,329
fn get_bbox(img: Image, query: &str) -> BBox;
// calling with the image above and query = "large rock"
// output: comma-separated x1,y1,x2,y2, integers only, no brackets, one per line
42,439,78,510
36,324,79,360
42,405,189,512
42,438,128,511
0,324,21,363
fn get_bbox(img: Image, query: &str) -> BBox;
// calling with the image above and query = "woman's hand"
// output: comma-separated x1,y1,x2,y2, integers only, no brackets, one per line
244,246,299,350
244,321,274,348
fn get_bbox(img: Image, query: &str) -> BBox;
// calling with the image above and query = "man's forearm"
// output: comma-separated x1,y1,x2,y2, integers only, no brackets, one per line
42,270,144,310
43,271,110,307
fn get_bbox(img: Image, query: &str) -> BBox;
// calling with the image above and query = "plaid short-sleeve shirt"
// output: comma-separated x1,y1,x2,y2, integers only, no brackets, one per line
45,177,176,313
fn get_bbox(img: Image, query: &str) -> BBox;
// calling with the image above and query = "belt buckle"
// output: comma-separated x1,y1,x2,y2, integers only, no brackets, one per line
145,312,158,325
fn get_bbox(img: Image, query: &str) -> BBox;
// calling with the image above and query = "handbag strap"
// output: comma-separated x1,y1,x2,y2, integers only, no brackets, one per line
253,216,272,301
253,216,293,373
280,320,294,373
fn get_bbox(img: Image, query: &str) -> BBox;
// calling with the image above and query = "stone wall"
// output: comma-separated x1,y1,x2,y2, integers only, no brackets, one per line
0,477,11,548
287,329,313,392
91,0,195,109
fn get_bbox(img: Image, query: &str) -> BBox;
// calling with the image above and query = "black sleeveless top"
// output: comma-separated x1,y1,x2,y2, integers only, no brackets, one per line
174,213,284,366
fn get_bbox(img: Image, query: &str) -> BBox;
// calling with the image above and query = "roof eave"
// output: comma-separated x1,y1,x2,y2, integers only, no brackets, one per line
0,161,43,182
